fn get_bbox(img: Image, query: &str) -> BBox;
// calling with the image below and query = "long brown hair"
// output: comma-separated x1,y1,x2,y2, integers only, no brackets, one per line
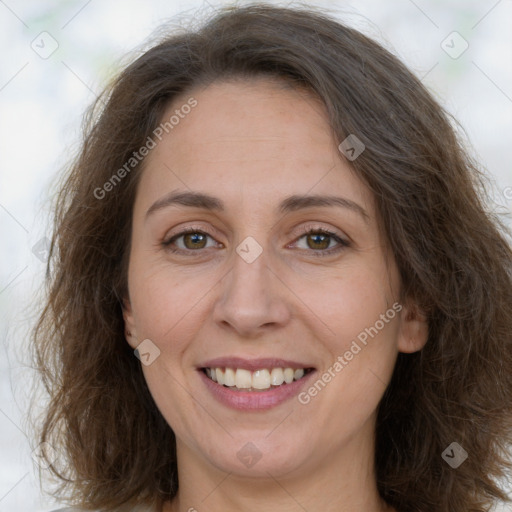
30,3,512,511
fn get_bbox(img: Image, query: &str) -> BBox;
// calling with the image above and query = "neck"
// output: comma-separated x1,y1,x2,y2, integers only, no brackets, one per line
166,474,392,512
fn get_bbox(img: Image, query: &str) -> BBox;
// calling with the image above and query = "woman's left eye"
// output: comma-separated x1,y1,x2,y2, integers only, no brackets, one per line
162,227,349,256
292,228,350,255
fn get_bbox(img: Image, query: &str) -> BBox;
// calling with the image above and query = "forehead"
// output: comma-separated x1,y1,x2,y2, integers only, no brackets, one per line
135,78,374,216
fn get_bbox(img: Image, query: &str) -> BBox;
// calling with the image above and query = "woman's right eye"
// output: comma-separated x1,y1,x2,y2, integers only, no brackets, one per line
162,229,220,253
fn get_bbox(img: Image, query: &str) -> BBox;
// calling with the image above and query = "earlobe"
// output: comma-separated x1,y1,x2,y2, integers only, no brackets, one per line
122,298,138,349
397,301,429,354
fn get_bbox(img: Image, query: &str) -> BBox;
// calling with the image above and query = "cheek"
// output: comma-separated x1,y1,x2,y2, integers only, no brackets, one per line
297,262,400,398
301,269,399,435
293,260,395,343
128,256,219,341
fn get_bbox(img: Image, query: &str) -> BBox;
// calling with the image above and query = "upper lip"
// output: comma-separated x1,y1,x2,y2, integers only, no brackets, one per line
199,357,316,372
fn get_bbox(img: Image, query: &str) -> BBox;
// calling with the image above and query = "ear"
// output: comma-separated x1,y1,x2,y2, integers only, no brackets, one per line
396,300,428,353
121,297,138,349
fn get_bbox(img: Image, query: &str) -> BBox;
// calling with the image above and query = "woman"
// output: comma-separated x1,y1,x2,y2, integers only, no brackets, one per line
31,4,512,512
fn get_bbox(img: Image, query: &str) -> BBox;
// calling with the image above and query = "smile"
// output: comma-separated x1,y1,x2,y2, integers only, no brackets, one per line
198,358,317,410
202,366,314,391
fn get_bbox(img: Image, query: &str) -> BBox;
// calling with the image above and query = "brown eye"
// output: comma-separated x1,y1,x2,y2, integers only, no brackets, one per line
181,232,208,249
163,229,218,253
305,232,331,250
293,228,350,256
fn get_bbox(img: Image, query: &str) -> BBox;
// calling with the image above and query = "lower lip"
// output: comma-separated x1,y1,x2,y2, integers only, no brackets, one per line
198,369,316,411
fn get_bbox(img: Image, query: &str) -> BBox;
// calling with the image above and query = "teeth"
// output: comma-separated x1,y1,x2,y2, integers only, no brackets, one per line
294,368,304,380
235,368,252,389
224,367,236,387
252,369,270,389
205,366,309,391
284,368,294,384
270,368,284,386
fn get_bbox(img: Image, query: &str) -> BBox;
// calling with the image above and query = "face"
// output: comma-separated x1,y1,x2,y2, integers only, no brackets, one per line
123,78,427,481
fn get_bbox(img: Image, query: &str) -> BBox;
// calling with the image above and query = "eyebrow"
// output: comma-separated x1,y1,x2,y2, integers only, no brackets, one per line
145,190,369,223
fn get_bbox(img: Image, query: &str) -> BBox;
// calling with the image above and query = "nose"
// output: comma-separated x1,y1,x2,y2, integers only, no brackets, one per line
211,245,292,338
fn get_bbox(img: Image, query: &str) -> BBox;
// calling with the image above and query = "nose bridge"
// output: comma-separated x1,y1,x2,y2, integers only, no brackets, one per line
212,237,290,335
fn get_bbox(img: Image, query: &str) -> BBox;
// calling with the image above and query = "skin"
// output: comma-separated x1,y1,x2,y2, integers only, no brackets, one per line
123,77,428,512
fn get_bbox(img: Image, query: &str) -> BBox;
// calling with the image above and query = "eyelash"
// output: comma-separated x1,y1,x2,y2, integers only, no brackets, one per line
162,225,350,257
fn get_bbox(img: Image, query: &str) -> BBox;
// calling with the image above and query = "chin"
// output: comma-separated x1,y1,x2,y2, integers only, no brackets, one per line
203,434,311,478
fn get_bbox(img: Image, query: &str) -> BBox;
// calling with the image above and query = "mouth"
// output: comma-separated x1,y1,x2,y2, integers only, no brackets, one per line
200,366,315,392
197,357,317,410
